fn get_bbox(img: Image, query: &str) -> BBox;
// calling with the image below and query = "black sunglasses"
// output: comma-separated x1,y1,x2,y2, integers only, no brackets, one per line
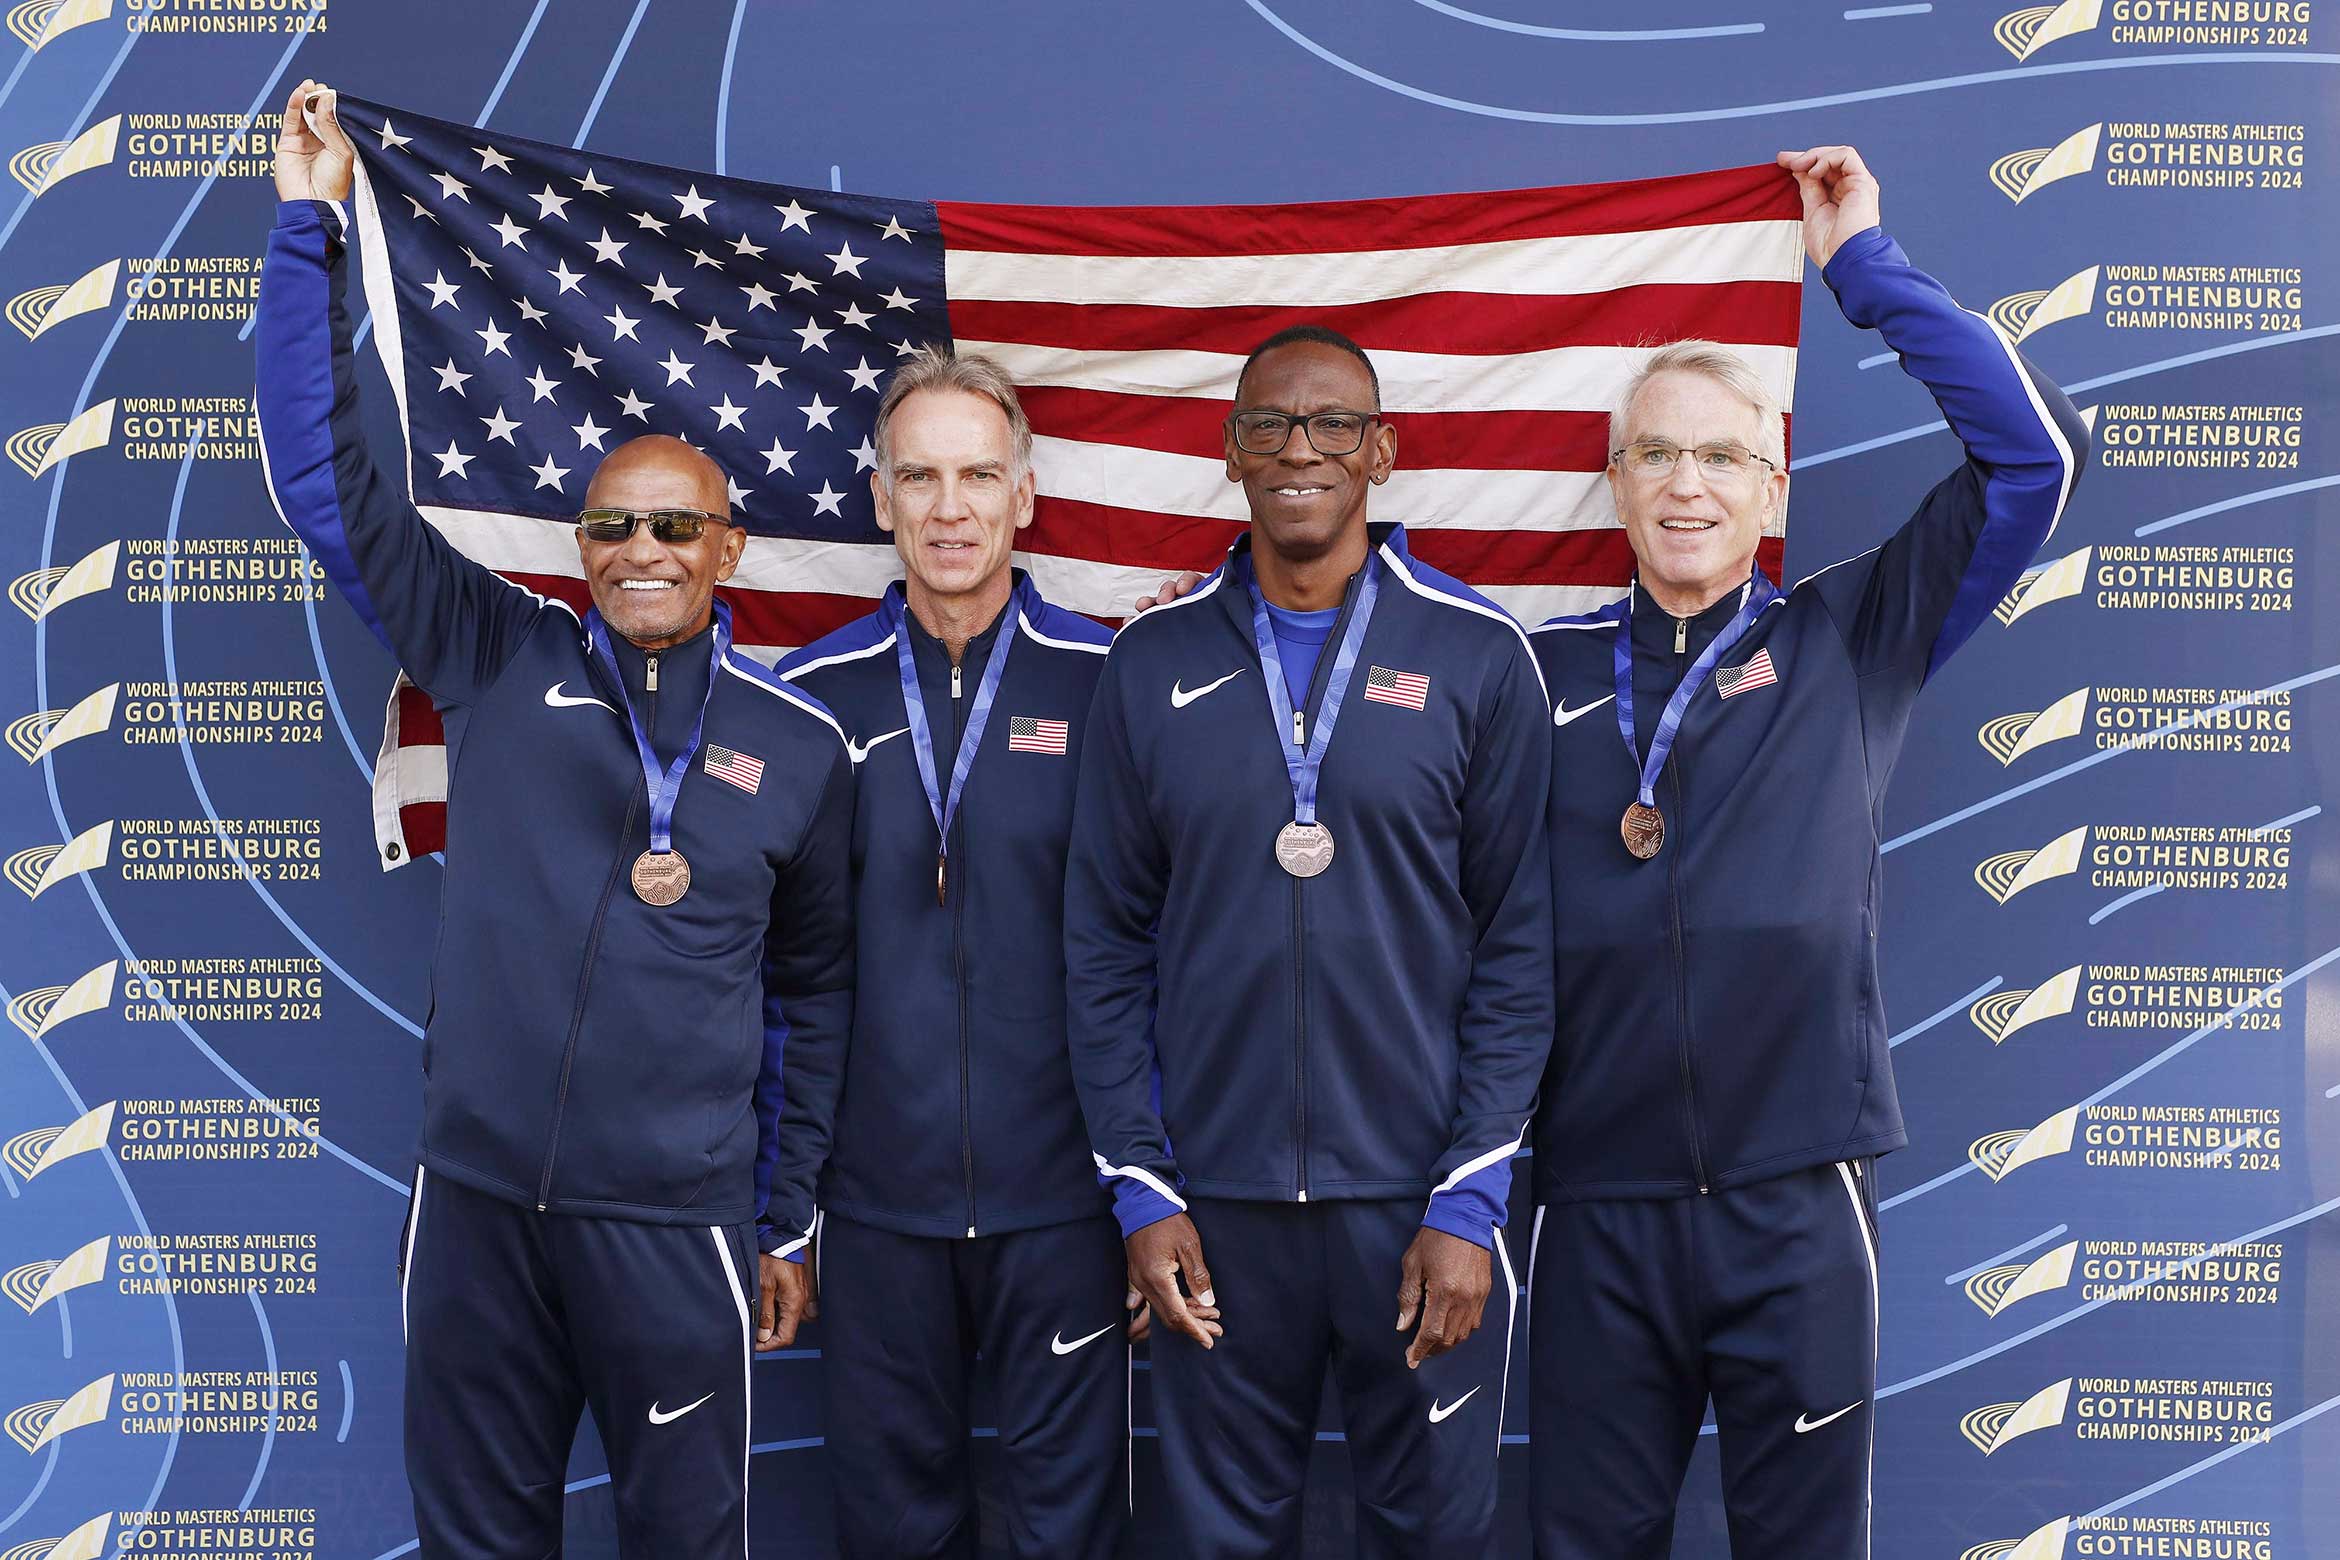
575,508,730,544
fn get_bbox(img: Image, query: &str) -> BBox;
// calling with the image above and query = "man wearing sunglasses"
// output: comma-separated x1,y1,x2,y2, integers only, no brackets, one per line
1522,147,2091,1559
1066,325,1555,1554
774,349,1128,1559
256,82,852,1559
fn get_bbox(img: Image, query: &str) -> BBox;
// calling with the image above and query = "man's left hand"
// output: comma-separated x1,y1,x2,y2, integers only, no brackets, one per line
1777,146,1882,269
758,1252,816,1352
1395,1226,1492,1369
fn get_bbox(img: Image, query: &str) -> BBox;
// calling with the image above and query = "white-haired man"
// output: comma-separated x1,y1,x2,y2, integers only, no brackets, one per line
1522,147,2091,1558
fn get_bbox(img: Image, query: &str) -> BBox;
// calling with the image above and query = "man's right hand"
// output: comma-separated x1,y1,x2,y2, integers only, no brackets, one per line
1125,1212,1223,1349
275,79,354,204
1131,571,1204,615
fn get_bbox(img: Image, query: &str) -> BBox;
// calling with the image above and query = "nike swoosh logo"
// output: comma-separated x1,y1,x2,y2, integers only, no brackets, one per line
1170,669,1246,709
1794,1402,1862,1434
846,726,909,765
1051,1323,1117,1356
647,1390,716,1426
545,681,616,714
1427,1385,1481,1424
1552,693,1616,728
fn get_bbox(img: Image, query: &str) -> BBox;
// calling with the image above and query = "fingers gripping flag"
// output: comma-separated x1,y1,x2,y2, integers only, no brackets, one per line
330,97,1803,865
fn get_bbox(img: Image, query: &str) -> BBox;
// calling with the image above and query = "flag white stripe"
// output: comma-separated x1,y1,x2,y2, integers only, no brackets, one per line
412,506,1627,630
959,339,1798,415
945,219,1805,308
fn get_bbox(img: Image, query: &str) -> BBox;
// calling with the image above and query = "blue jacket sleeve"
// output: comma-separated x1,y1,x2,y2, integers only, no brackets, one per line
1803,226,2093,685
756,738,856,1257
255,199,551,705
1064,651,1186,1239
1421,637,1555,1251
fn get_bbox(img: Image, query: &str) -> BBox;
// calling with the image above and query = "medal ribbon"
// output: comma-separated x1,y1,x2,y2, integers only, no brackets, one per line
1612,572,1780,809
1244,553,1381,828
887,582,1017,864
585,598,731,856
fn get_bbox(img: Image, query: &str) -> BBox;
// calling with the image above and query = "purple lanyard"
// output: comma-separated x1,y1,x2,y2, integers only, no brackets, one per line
1611,573,1779,808
1243,555,1380,828
585,599,730,856
885,585,1016,862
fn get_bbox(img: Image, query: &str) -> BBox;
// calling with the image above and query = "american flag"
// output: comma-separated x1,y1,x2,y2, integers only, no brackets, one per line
1006,716,1069,756
332,97,1801,866
1362,665,1431,711
1715,648,1779,699
705,742,766,794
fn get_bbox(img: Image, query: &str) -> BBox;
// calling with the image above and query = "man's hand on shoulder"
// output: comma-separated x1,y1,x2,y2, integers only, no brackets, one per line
1132,571,1204,615
276,79,354,205
1777,146,1881,270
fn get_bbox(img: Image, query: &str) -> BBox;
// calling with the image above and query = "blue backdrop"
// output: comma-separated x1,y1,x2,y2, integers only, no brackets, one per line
0,3,2332,1557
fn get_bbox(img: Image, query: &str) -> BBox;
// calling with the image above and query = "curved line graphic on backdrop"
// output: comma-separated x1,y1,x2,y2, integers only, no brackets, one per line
0,979,185,1543
29,9,413,1198
336,1358,355,1442
1243,7,2340,126
161,430,428,1041
716,0,751,174
237,1289,280,1511
574,0,655,148
1403,0,1763,40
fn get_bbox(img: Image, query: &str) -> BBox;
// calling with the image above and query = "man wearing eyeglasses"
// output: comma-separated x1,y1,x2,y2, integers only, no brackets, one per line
1522,147,2091,1559
775,349,1128,1559
1067,324,1555,1554
256,83,852,1558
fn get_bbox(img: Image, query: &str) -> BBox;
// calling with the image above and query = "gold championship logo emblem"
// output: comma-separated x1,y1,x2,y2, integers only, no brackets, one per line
1979,688,2089,765
4,820,113,898
1961,1379,2074,1454
6,259,118,340
5,958,117,1041
8,400,115,477
1995,0,2100,59
1968,1105,2081,1180
7,683,119,763
8,113,118,196
8,542,118,620
4,0,111,51
1965,1241,2078,1316
1963,1518,2073,1560
1990,124,2104,203
3,1375,113,1453
1,1236,109,1313
0,1515,116,1560
1974,825,2088,903
1987,266,2100,343
1994,548,2092,626
0,1102,116,1182
1969,966,2081,1042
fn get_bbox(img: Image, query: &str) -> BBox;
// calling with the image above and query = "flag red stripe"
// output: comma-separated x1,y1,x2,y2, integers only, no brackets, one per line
1017,388,1792,472
947,281,1798,360
935,165,1798,258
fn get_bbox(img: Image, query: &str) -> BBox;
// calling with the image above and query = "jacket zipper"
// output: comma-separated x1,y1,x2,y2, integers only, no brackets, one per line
949,652,977,1237
1286,576,1363,1204
539,655,651,1210
1661,624,1710,1194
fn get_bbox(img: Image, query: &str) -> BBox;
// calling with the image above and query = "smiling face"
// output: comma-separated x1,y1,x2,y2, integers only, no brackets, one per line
872,385,1034,607
575,435,745,649
1224,341,1395,566
1608,370,1787,614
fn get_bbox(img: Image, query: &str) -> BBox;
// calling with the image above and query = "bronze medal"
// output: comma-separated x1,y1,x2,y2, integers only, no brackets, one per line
936,852,947,908
1620,802,1665,861
1275,820,1336,878
631,848,691,905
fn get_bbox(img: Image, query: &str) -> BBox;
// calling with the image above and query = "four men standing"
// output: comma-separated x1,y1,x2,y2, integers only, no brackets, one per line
268,86,2090,1556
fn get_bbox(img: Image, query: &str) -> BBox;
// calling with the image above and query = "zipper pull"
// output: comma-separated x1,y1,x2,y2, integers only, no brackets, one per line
646,654,659,692
951,663,962,699
1292,710,1305,746
1673,617,1688,655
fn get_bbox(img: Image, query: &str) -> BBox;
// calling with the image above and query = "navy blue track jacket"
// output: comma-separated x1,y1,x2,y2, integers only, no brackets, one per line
256,199,854,1251
1066,525,1556,1250
1530,227,2092,1203
778,574,1114,1239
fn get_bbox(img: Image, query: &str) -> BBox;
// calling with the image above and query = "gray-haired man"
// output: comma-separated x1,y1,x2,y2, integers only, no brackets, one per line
777,350,1129,1559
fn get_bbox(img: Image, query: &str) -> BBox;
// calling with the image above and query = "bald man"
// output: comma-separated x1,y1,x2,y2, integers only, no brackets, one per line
257,82,853,1558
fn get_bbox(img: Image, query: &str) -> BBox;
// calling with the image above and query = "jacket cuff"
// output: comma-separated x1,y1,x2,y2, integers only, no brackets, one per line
1110,1179,1185,1240
1421,1194,1498,1252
